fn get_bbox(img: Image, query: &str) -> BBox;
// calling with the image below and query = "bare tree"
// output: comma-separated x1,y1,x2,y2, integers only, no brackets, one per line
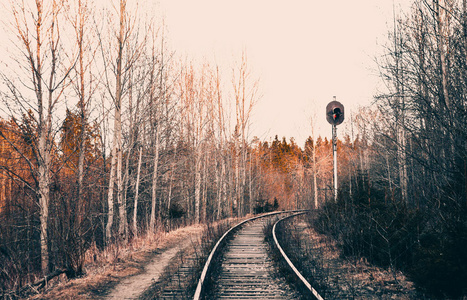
1,0,74,274
232,51,259,216
308,115,319,209
100,0,144,243
132,145,143,236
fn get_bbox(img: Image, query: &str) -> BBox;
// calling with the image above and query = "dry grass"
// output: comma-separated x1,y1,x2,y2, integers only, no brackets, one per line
27,224,205,300
22,216,250,299
294,219,419,299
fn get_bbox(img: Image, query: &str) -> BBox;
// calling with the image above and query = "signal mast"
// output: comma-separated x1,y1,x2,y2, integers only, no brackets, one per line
326,97,345,202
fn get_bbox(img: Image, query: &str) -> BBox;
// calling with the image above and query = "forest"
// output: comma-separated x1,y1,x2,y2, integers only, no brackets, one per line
0,0,466,298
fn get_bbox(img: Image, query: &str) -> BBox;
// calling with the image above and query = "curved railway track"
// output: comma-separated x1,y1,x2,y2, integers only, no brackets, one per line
194,210,323,300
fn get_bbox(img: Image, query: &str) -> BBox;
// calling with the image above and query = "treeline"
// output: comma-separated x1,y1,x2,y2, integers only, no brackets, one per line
1,112,350,291
316,0,467,298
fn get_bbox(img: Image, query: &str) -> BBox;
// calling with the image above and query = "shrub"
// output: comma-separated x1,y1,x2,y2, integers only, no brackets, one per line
314,174,467,298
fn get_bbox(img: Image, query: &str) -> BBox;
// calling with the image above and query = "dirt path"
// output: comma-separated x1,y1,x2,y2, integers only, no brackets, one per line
27,224,205,300
103,238,195,300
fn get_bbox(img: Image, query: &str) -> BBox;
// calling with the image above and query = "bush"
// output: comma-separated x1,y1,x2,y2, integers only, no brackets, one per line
314,174,467,298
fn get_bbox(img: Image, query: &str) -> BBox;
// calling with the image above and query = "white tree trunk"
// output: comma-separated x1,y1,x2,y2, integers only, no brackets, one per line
249,151,253,214
149,127,160,232
117,120,126,240
241,142,247,215
221,157,228,219
133,146,143,237
216,157,223,219
121,145,132,241
106,122,118,242
75,0,89,231
312,141,318,209
166,157,175,226
234,147,240,216
106,0,126,243
194,149,202,224
397,123,408,203
38,126,50,274
202,154,208,222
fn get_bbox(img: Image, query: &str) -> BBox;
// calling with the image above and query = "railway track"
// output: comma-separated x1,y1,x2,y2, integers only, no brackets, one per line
194,210,323,300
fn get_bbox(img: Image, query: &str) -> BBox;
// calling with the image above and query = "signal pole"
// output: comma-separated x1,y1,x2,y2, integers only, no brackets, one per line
326,97,344,202
332,122,338,201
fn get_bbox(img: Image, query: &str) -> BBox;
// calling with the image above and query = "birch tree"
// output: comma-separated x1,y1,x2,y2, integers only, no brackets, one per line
101,0,143,242
147,29,165,232
65,0,99,252
307,115,320,209
1,0,73,274
232,52,259,216
178,64,210,224
393,13,409,204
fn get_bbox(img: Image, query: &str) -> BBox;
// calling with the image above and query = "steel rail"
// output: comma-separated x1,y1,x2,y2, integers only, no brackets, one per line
193,210,306,300
272,212,324,300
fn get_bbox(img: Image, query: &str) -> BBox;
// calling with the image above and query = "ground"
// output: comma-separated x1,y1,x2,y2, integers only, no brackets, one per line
276,218,423,299
27,215,423,299
29,224,204,300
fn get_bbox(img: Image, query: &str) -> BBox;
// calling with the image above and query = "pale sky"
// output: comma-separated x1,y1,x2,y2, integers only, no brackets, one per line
157,0,411,145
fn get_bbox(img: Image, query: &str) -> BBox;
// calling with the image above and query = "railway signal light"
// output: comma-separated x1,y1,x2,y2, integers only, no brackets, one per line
326,100,345,126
